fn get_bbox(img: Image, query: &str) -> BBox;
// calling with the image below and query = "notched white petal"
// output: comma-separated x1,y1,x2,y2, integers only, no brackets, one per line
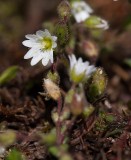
52,36,57,41
22,40,34,47
42,59,49,66
52,42,57,48
25,34,38,40
44,29,51,37
24,48,36,59
49,50,53,63
30,53,43,66
36,30,45,38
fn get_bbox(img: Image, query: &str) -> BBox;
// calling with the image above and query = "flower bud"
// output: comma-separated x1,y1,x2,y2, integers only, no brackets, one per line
65,88,85,116
79,40,99,58
43,79,61,101
46,71,60,85
85,68,107,103
84,16,109,30
70,93,84,116
58,0,71,21
56,21,69,47
52,107,70,123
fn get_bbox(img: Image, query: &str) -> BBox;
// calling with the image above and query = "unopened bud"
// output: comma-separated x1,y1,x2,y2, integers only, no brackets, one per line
70,93,84,116
43,79,61,101
79,40,99,58
84,16,109,30
58,0,71,21
56,21,69,47
85,68,107,102
52,107,70,123
46,71,60,84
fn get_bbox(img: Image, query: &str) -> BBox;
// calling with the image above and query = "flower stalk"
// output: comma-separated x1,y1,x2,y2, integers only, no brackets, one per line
56,97,63,145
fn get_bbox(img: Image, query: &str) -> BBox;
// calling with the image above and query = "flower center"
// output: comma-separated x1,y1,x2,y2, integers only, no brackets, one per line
42,37,52,50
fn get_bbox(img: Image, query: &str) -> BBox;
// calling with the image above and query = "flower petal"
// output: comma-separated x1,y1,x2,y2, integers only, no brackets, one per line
22,40,34,47
36,30,45,38
70,54,77,68
25,34,38,41
83,2,93,13
52,36,57,41
86,66,96,75
74,12,90,23
30,52,43,66
42,54,50,66
52,42,57,48
24,48,38,59
49,50,53,63
44,29,51,37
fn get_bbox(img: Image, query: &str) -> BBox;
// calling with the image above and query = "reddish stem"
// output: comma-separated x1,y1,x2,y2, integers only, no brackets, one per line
56,97,63,145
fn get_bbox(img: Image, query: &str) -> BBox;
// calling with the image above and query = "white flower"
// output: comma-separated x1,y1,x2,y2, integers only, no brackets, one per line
71,1,93,23
22,29,57,66
69,54,96,83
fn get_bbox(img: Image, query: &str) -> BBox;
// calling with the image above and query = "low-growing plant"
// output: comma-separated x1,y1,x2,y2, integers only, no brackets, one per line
21,0,109,159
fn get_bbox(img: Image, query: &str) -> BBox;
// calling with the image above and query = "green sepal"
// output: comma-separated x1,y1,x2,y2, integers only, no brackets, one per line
85,68,107,102
55,21,69,47
84,16,104,29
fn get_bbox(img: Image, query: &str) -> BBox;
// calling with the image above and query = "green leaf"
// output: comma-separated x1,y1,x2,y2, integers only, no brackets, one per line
6,149,25,160
0,66,19,85
40,129,57,146
49,146,60,157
